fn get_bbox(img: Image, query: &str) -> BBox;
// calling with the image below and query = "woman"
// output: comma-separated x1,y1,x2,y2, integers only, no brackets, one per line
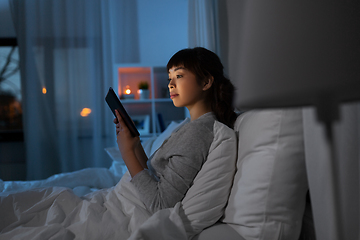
114,47,237,213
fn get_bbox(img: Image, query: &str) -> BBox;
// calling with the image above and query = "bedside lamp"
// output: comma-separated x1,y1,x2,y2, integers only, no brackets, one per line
232,2,360,240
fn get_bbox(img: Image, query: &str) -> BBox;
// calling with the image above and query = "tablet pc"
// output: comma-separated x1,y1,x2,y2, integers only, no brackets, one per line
105,87,140,137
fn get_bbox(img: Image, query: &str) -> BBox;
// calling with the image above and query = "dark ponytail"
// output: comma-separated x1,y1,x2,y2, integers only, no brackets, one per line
209,74,237,129
167,47,237,128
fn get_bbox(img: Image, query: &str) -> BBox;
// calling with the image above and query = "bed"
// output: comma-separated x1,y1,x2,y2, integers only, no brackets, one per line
0,108,313,240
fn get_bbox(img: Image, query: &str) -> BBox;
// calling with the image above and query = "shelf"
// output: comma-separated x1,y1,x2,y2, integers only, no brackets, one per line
154,98,172,102
121,98,172,104
114,64,186,137
121,99,153,104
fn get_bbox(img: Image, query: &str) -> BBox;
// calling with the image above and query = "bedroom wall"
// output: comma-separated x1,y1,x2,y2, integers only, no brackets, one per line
137,0,188,66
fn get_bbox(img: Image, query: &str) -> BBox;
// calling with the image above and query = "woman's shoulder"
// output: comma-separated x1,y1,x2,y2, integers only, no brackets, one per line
180,112,216,136
166,113,216,157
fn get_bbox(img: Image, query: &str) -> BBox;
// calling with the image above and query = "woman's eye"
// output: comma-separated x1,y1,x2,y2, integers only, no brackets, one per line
176,75,182,79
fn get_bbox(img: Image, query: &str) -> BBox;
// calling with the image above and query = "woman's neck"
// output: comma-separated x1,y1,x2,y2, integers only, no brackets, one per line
187,104,212,121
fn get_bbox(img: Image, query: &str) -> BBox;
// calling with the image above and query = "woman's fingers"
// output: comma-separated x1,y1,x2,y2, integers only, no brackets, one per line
115,110,130,135
115,109,125,124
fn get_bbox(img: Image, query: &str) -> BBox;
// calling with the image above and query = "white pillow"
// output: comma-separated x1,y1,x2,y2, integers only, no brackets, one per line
178,121,237,238
222,109,308,240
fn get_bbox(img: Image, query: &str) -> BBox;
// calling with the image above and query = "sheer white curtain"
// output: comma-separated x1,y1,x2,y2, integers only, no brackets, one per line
188,0,234,77
188,0,219,53
9,0,139,180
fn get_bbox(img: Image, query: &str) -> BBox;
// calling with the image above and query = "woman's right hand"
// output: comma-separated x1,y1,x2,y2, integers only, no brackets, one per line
114,110,139,155
113,109,144,177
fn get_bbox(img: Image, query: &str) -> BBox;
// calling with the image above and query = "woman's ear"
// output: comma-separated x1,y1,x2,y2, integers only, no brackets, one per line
202,76,214,91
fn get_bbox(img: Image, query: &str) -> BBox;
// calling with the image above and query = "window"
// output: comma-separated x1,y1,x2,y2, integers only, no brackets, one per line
0,38,23,141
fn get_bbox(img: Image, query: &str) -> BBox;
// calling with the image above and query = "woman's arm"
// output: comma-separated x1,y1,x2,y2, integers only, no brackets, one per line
114,110,147,177
134,144,148,169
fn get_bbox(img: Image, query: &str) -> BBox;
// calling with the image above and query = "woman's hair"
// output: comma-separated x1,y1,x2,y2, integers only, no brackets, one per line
167,47,237,128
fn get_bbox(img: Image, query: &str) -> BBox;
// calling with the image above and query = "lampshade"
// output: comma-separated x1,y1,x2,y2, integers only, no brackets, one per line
234,2,360,110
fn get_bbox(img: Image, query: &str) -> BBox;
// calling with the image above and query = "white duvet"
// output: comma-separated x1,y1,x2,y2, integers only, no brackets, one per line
0,171,191,240
0,119,237,240
0,172,147,239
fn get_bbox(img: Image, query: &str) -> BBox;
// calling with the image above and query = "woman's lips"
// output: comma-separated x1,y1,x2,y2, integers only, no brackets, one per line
170,93,178,99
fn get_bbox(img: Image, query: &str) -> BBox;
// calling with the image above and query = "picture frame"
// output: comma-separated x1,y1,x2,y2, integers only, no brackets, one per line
131,115,150,135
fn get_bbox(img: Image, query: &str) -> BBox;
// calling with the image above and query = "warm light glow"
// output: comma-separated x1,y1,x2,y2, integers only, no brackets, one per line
42,87,47,94
80,108,92,117
125,85,131,94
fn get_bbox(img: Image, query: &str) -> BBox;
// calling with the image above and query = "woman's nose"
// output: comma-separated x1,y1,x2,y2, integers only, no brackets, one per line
168,79,175,89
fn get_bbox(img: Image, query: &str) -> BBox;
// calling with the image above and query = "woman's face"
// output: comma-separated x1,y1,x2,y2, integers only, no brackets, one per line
168,66,205,109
